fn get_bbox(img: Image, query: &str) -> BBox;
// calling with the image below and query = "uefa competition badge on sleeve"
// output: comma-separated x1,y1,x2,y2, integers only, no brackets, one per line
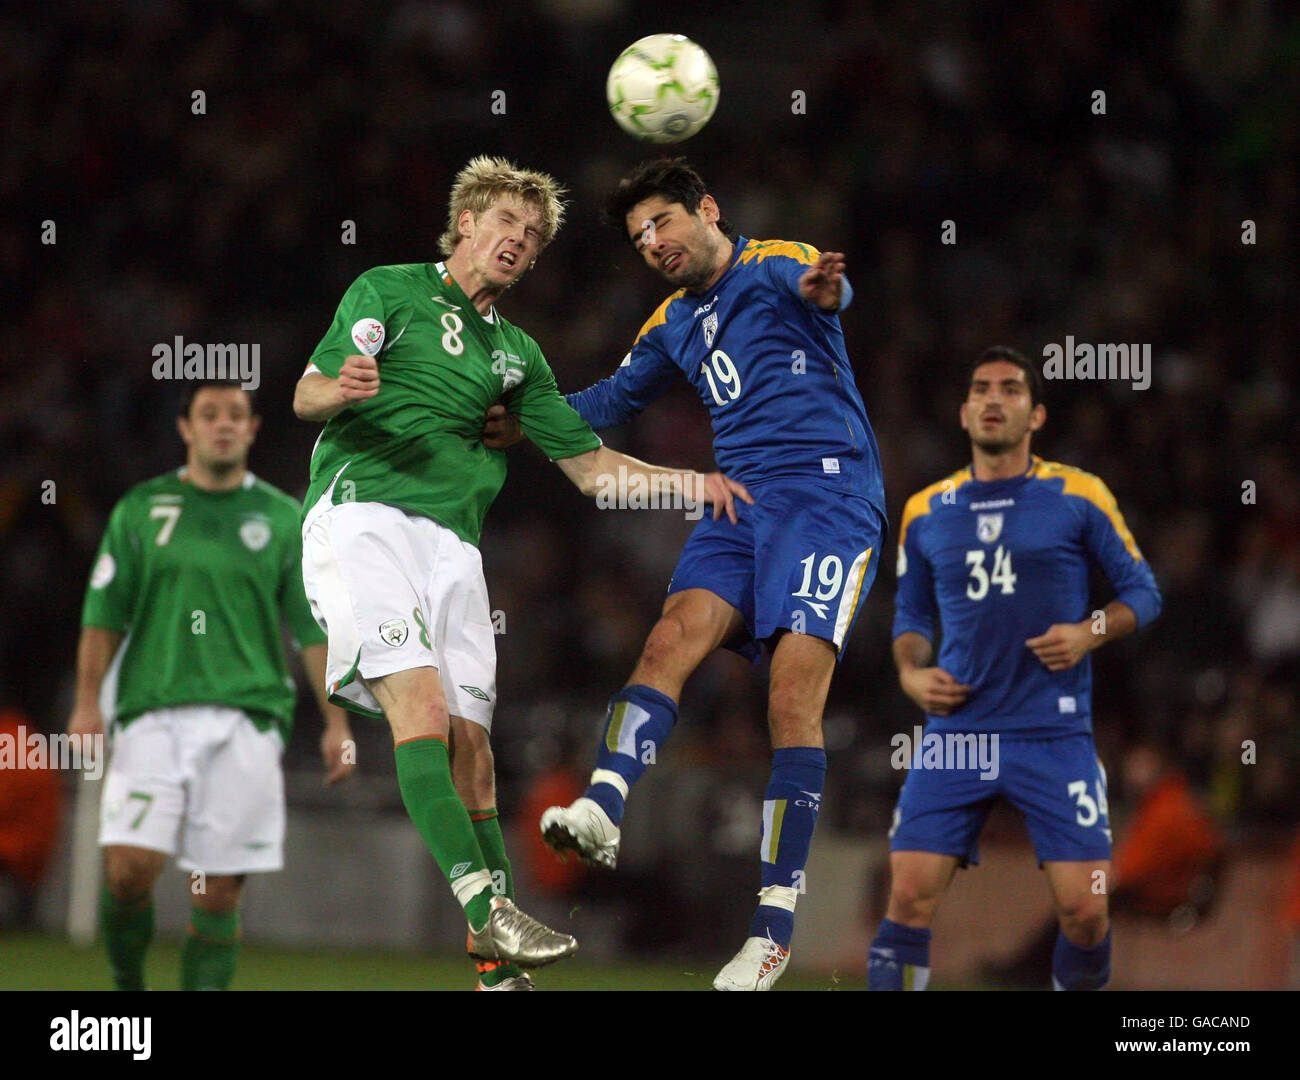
351,319,385,356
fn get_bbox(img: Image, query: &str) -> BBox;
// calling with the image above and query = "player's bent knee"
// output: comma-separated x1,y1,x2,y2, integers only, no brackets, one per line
103,847,163,900
887,893,940,928
192,875,245,914
887,880,944,925
1057,900,1109,946
640,615,689,665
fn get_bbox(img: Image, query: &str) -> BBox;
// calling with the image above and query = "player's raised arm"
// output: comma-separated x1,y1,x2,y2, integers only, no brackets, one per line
555,445,752,523
294,354,380,422
797,251,849,311
297,270,394,422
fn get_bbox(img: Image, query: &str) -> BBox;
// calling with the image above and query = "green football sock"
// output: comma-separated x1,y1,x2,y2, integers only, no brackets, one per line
471,808,522,986
395,737,492,928
470,808,515,900
181,907,239,990
100,886,154,991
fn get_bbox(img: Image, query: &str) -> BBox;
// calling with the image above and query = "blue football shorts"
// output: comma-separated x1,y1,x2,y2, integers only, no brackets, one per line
667,478,885,662
888,731,1112,865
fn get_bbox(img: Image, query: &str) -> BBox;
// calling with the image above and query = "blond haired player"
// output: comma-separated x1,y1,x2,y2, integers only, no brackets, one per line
295,156,750,988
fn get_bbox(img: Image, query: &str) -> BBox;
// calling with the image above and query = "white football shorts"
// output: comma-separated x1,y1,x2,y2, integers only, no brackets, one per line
99,705,285,874
301,498,497,730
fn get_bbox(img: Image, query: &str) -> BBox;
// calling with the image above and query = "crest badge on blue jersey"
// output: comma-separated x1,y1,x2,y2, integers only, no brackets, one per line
977,513,1003,544
703,311,718,347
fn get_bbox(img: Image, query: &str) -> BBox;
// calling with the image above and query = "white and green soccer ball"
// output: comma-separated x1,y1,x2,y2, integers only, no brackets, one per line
606,34,719,144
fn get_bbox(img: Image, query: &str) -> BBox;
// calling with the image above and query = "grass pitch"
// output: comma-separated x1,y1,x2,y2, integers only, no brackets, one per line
0,932,863,990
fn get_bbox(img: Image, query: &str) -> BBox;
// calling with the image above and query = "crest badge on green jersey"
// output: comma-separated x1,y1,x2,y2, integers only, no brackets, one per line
379,618,409,647
90,552,116,589
239,518,272,551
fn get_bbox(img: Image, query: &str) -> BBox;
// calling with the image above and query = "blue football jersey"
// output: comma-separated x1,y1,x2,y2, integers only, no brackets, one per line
565,237,885,511
892,457,1161,736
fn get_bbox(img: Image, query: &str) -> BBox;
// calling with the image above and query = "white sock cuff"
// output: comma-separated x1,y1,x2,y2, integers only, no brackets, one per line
758,884,799,912
452,868,494,911
590,769,630,798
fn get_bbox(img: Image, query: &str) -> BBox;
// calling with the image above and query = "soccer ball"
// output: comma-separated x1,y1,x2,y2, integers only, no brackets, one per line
606,34,719,144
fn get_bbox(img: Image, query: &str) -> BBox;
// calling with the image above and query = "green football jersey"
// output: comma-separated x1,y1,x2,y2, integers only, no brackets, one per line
303,262,601,544
81,469,326,737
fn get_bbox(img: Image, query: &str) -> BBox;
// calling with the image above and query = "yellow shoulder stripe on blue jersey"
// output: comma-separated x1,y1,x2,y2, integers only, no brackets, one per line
899,467,973,548
739,239,820,266
632,288,687,346
1034,460,1143,561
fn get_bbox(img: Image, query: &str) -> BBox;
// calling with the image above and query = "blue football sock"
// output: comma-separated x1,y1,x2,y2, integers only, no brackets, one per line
748,747,826,949
584,685,678,826
1052,928,1110,990
868,918,932,990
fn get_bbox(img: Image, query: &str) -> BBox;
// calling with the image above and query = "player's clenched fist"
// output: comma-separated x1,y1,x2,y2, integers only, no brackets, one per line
338,353,380,401
899,666,971,716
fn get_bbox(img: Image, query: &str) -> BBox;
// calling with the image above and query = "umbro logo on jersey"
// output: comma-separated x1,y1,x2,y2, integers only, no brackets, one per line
702,311,719,347
431,296,461,311
379,618,409,647
459,684,491,702
449,861,472,878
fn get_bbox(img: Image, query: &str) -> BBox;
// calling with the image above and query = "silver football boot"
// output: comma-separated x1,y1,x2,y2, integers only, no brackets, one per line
466,896,578,969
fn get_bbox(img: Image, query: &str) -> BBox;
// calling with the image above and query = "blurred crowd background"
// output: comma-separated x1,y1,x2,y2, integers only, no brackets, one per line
2,1,1296,979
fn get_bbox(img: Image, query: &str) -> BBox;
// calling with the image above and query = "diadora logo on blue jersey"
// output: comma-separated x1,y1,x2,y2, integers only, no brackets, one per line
693,294,720,317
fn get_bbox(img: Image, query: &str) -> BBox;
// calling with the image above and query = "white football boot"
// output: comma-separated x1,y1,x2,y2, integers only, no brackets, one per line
539,797,620,869
713,935,790,991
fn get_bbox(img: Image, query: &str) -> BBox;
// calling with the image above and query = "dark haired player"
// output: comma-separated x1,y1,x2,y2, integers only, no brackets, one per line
868,348,1161,990
68,381,354,990
490,158,887,989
